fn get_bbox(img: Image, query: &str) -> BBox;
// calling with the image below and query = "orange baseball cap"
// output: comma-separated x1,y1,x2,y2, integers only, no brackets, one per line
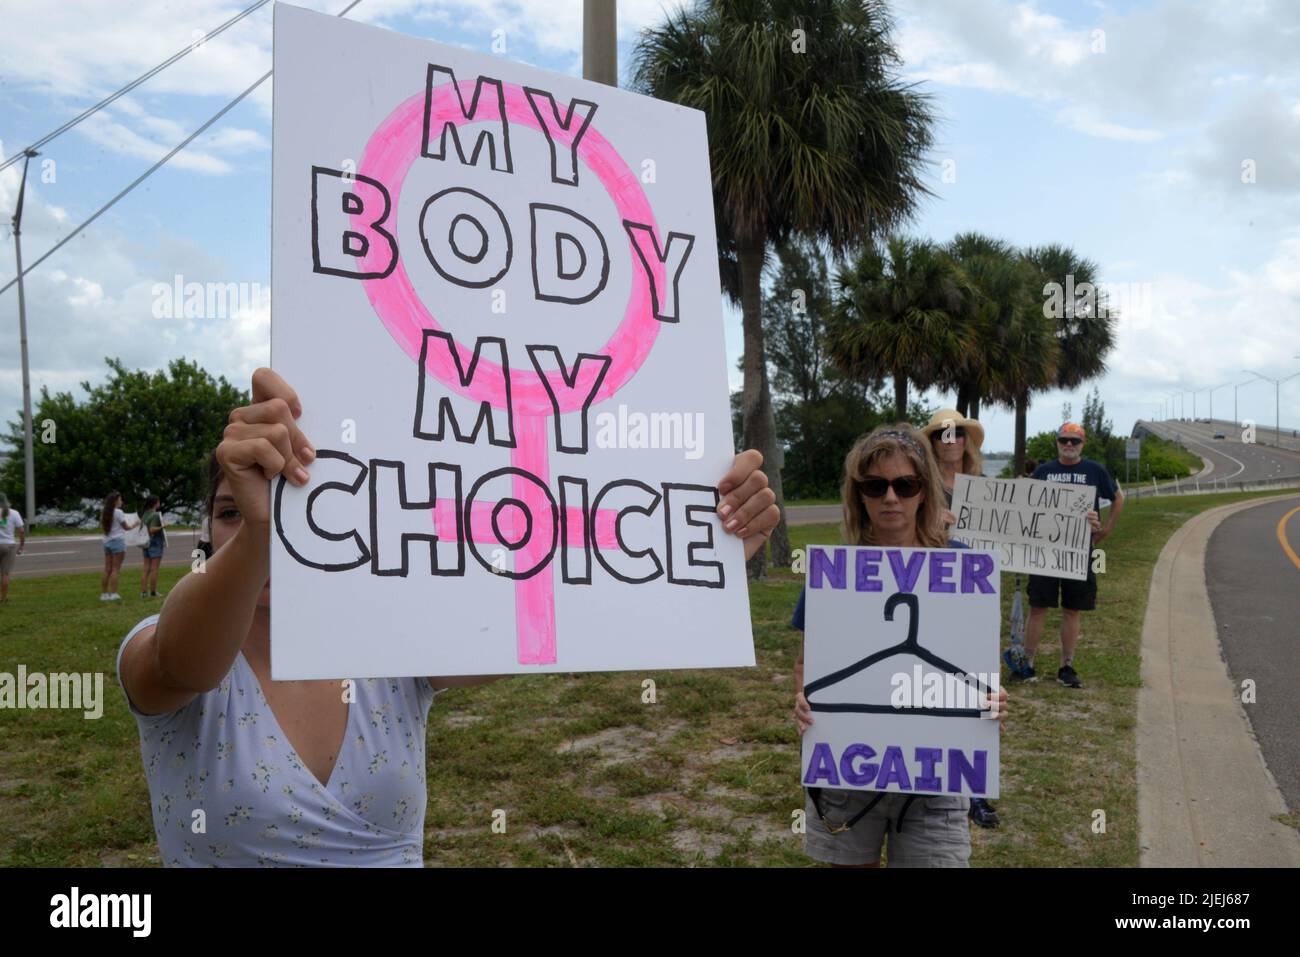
1057,422,1086,440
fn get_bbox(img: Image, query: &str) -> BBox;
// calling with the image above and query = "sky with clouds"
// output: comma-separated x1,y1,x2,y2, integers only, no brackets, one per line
1,0,1298,459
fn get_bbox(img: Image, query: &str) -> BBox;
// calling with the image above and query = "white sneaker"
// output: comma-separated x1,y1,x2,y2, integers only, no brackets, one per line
109,593,122,601
99,593,108,601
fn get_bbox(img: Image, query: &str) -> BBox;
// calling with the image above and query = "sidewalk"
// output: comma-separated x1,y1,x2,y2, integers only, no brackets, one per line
24,530,199,544
1137,494,1300,866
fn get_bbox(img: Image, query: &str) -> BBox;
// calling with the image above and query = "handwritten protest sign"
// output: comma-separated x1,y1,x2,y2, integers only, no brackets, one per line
800,545,1001,798
268,4,753,679
949,474,1093,581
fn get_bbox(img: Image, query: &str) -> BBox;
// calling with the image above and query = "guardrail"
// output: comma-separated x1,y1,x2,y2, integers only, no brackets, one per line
1125,473,1300,501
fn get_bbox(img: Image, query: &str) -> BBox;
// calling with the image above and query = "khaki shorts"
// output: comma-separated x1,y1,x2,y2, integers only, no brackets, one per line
804,788,971,867
0,543,16,574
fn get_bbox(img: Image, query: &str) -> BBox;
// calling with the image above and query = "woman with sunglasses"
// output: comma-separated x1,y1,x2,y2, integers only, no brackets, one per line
790,424,1009,867
920,409,984,525
918,410,999,829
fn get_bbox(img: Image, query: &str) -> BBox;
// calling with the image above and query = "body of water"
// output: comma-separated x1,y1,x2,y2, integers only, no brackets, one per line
983,456,1011,477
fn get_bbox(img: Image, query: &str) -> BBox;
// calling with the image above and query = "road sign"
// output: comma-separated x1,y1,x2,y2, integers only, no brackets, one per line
1126,438,1141,460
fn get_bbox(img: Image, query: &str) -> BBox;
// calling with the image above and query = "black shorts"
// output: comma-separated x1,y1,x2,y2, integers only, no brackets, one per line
1027,565,1098,611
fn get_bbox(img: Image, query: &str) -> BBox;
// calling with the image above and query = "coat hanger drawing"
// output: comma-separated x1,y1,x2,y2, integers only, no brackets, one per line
803,592,994,718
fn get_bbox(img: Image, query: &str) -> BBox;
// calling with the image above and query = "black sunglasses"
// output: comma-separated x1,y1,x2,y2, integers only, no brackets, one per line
932,427,966,440
860,476,925,498
1058,437,1083,446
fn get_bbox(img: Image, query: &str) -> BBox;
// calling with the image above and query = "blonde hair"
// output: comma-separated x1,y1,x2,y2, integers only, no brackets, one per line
841,423,949,548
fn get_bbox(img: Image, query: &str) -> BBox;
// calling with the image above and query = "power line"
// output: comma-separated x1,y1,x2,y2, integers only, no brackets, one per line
0,69,269,297
0,0,273,174
0,0,366,298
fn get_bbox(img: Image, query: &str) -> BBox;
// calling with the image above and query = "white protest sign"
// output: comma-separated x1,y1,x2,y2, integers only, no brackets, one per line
124,513,148,548
268,4,753,679
949,474,1093,581
800,545,1001,799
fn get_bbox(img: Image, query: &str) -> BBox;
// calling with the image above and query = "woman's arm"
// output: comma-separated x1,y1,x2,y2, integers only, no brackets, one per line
121,523,272,715
120,371,313,715
794,635,813,735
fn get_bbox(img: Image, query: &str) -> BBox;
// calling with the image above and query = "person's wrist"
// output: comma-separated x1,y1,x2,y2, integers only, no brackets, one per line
230,519,272,565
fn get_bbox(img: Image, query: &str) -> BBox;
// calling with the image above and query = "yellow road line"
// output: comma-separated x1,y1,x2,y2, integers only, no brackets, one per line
1278,506,1300,571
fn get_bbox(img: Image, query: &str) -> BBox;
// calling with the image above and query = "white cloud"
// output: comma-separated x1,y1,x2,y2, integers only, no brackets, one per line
1106,237,1300,391
896,0,1300,160
1055,105,1161,142
0,158,269,423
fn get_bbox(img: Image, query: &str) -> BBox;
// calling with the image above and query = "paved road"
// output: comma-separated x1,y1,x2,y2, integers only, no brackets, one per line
11,531,200,579
1204,494,1300,815
786,505,839,526
1136,418,1300,491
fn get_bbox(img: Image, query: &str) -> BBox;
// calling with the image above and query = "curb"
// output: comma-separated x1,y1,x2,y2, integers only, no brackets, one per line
1137,493,1300,866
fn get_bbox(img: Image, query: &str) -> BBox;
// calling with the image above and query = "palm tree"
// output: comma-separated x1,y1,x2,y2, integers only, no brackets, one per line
980,253,1061,474
1021,244,1117,471
829,236,971,417
632,0,934,578
943,232,1018,419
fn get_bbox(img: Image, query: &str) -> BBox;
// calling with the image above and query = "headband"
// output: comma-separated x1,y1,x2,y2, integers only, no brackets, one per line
866,428,926,458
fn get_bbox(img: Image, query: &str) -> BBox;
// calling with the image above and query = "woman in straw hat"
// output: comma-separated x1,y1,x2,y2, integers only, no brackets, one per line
919,409,984,521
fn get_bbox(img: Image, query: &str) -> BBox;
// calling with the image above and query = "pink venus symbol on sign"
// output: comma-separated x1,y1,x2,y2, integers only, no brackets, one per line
355,78,677,667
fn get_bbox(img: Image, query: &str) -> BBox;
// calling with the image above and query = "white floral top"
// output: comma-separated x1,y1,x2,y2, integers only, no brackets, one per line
117,615,437,867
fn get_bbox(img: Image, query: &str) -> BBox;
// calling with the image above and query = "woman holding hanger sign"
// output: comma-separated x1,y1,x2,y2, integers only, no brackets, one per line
791,423,1010,867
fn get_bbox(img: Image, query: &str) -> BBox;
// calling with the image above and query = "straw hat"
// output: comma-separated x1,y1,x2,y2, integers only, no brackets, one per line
920,408,984,451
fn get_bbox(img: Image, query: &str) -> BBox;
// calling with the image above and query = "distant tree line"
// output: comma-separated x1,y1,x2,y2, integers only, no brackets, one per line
1,358,246,521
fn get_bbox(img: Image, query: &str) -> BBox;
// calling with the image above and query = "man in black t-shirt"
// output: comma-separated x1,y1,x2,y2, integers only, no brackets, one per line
1022,422,1125,688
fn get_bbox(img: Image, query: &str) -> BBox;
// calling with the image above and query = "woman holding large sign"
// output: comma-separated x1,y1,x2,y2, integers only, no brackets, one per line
116,369,780,866
792,424,1009,867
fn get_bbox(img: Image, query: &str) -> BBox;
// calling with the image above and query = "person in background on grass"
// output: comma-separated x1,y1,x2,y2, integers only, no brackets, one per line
792,424,1010,867
1022,422,1121,689
138,495,166,599
919,409,1000,830
116,368,781,867
0,493,25,604
100,491,139,602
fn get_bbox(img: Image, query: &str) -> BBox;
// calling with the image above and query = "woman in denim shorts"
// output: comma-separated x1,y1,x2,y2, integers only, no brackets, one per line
100,491,139,601
791,424,1009,867
138,494,166,598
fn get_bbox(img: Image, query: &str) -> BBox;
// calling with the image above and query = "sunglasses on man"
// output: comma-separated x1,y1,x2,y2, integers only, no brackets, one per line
859,476,925,498
1058,437,1083,446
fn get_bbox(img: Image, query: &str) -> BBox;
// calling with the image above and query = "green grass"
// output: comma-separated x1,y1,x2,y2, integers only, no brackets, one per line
1,488,1292,867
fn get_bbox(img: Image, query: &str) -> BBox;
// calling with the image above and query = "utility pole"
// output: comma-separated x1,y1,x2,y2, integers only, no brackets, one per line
1207,382,1230,425
11,149,38,526
583,0,617,86
1245,369,1300,447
